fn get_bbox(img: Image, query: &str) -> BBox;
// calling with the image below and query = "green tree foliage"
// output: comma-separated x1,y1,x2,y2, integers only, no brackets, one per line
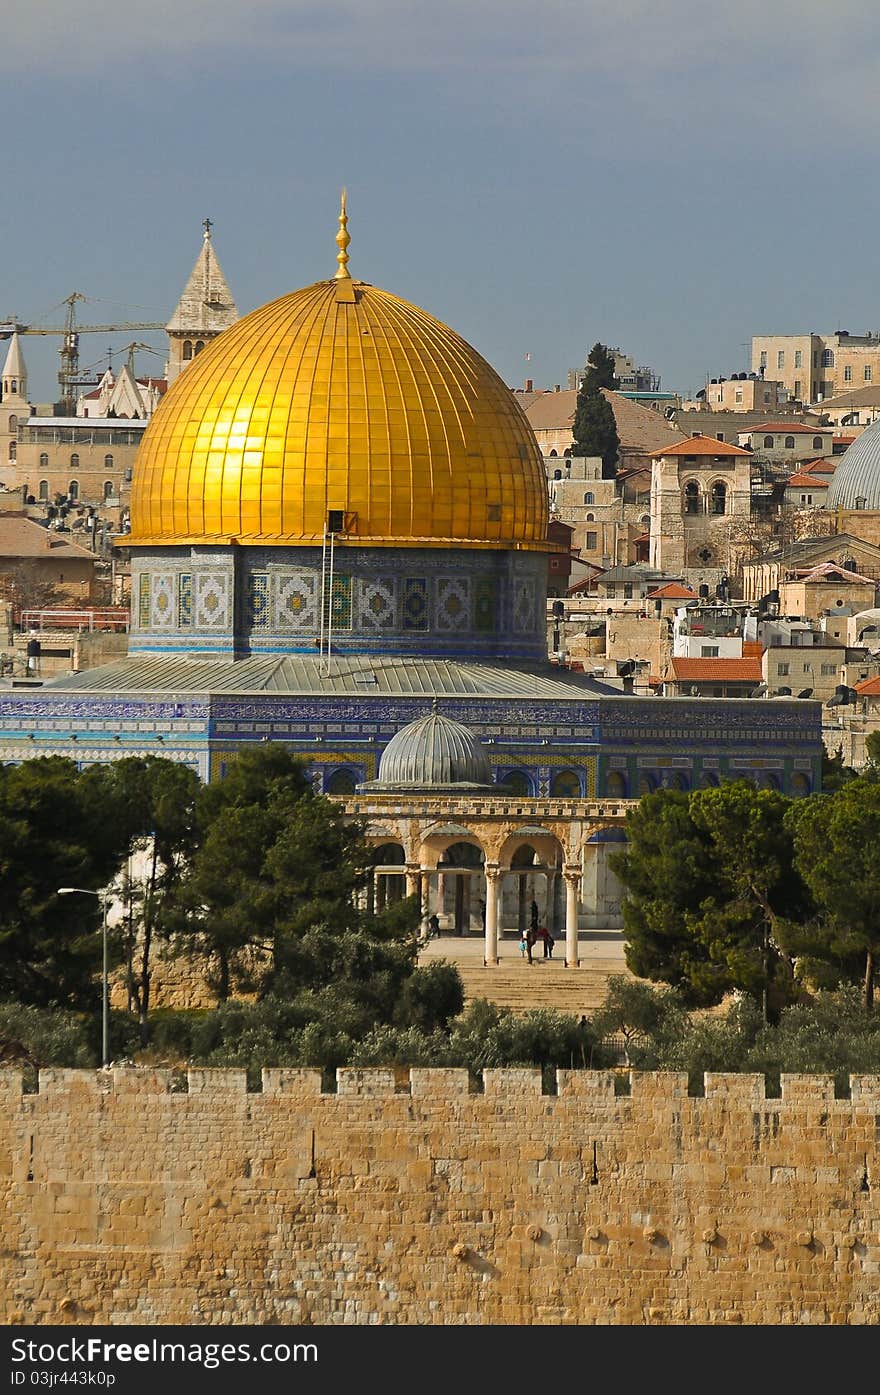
864,730,880,767
163,746,441,1038
105,757,200,1040
787,776,880,1008
0,758,131,1009
571,342,620,477
608,790,722,1004
821,745,858,791
610,783,809,1016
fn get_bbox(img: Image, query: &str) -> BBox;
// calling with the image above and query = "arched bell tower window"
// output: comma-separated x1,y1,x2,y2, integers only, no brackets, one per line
684,481,700,515
182,341,193,361
711,481,727,515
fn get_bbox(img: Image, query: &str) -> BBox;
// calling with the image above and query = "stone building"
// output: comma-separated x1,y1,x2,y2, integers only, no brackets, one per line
648,434,752,585
0,335,32,485
751,329,880,404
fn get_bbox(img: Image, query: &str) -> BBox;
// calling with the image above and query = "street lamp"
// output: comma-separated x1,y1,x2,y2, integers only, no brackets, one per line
57,887,109,1068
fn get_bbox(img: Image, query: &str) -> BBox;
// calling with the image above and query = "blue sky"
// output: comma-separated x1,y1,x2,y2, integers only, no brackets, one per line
3,1,879,403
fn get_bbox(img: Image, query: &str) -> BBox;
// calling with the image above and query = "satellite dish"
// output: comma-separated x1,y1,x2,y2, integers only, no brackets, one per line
777,686,792,696
796,688,813,698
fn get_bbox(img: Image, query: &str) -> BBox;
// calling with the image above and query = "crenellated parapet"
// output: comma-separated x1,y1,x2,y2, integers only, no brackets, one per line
2,1068,878,1326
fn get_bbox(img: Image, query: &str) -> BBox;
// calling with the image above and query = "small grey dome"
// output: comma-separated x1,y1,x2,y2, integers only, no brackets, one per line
375,710,493,788
828,419,880,510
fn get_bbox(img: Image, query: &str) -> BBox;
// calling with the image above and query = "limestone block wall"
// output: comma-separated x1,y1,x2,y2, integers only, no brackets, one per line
2,1067,879,1326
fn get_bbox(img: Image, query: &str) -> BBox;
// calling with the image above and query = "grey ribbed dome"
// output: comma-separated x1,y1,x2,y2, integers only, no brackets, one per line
375,711,493,788
828,419,880,510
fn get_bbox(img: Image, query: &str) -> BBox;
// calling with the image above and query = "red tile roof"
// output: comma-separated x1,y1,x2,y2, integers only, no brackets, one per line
645,583,697,600
786,473,830,488
670,657,762,682
742,641,763,658
748,422,826,434
854,675,880,696
654,436,752,458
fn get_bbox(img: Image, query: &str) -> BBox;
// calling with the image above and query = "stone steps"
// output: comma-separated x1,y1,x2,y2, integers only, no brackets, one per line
451,959,633,1017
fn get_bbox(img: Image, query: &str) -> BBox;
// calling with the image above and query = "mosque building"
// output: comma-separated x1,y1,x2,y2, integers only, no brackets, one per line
0,199,823,962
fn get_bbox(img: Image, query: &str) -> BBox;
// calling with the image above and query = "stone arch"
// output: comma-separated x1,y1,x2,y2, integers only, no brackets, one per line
604,770,627,798
710,480,727,515
637,772,657,795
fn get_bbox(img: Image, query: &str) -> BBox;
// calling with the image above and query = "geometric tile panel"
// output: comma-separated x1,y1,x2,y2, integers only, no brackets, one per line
325,574,352,632
248,571,270,630
513,575,537,633
151,573,176,629
178,573,193,628
137,573,150,629
357,577,396,629
275,572,317,631
402,577,429,631
473,575,497,633
436,577,469,631
194,572,230,630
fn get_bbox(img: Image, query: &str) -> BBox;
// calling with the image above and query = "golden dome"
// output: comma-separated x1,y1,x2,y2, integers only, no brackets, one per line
130,275,549,550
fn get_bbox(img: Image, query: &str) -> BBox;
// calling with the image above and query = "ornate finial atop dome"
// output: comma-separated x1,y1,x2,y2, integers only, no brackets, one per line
203,217,213,241
335,189,351,280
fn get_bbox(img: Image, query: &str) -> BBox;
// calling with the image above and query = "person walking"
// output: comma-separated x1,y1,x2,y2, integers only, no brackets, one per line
525,927,536,964
540,926,552,958
427,913,440,939
518,932,528,958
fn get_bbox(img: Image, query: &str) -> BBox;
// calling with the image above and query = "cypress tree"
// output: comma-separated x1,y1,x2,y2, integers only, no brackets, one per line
572,342,620,478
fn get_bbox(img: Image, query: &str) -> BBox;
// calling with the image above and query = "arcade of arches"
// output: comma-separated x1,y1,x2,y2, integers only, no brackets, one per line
341,792,632,966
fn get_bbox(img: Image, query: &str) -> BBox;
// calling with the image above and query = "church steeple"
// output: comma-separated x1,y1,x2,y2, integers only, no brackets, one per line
1,333,27,402
165,221,238,384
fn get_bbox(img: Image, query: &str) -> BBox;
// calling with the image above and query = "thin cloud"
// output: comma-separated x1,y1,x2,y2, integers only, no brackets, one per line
3,1,876,77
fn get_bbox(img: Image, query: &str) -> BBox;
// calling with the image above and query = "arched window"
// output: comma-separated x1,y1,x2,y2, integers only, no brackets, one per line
668,772,690,791
711,481,727,515
325,767,358,795
563,447,572,458
586,512,595,522
821,349,834,367
584,491,594,505
553,469,562,480
548,449,558,458
698,770,719,789
38,480,48,501
7,414,17,433
605,771,627,798
812,436,823,450
763,435,774,448
194,340,205,355
7,441,15,461
641,515,650,527
784,435,795,449
637,773,656,795
68,480,79,500
182,341,193,361
39,452,48,467
550,769,581,797
790,772,811,798
70,453,79,468
498,769,532,796
104,453,113,469
684,481,700,515
103,480,113,499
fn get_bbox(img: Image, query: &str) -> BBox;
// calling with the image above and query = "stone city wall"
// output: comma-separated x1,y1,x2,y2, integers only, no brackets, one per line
2,1067,879,1325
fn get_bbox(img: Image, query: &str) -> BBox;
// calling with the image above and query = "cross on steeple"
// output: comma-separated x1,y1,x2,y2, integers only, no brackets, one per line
203,217,213,239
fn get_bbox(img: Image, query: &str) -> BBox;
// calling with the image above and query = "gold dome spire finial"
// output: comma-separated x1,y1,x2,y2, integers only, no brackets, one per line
334,188,351,280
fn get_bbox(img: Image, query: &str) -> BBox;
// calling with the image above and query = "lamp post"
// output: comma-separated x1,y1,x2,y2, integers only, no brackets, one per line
57,887,109,1068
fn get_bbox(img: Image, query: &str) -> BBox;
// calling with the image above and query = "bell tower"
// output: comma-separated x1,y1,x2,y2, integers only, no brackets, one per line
165,220,238,384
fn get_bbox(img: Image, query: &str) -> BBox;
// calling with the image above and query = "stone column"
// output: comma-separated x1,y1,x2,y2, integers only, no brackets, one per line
563,865,581,968
484,863,501,966
405,865,422,903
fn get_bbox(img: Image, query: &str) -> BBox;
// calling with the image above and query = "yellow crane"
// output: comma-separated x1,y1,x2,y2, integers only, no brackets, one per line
0,292,165,414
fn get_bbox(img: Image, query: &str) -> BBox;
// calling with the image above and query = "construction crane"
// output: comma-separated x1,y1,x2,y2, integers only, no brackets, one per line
0,293,165,414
